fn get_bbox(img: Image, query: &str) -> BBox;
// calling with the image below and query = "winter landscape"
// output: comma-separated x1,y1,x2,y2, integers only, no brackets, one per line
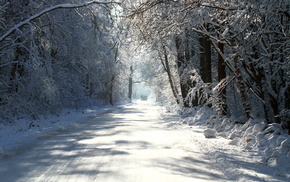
0,0,289,181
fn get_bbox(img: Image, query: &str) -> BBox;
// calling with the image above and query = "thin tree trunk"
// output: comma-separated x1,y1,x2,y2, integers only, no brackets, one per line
160,44,180,104
128,66,133,100
258,67,276,124
175,36,189,107
286,85,290,110
234,60,252,120
218,41,227,115
229,36,252,120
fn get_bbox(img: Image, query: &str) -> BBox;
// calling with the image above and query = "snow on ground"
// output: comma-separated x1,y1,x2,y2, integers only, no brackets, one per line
0,104,115,157
0,101,225,182
0,101,289,181
164,105,290,181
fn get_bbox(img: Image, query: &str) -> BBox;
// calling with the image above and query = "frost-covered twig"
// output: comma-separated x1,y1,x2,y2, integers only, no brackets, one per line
201,3,245,11
0,61,19,68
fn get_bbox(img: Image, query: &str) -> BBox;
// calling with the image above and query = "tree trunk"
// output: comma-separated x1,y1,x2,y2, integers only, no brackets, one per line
286,85,290,110
175,35,198,107
175,36,189,107
258,67,276,124
161,44,180,104
218,41,227,115
199,35,212,107
128,66,133,100
199,36,212,83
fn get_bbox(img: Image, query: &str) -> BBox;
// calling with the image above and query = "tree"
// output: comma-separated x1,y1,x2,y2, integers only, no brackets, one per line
128,65,133,100
124,0,290,132
0,0,119,122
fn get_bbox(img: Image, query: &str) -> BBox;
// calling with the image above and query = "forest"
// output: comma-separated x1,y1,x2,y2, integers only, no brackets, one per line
123,0,290,131
1,0,289,133
0,0,122,121
0,0,290,177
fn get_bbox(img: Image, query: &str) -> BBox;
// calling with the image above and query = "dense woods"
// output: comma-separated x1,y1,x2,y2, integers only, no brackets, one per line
0,0,124,122
0,1,290,178
0,0,289,134
123,0,290,133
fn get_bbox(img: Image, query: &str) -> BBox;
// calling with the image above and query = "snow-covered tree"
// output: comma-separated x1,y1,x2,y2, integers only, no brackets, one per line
0,0,119,122
124,0,290,132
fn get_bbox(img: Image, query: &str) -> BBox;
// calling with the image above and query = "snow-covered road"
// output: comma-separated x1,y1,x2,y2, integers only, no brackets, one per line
0,101,286,181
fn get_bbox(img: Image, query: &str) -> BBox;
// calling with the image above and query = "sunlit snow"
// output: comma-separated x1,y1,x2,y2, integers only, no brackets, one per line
0,101,288,181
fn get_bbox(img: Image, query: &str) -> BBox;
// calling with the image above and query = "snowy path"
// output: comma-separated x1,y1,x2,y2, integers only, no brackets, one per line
0,102,285,181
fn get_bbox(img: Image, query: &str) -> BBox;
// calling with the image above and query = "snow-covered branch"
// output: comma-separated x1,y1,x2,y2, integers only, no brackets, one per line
0,1,119,43
201,3,245,11
0,61,19,68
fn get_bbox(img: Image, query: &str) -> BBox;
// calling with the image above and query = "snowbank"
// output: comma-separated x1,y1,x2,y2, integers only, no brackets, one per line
167,105,290,179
